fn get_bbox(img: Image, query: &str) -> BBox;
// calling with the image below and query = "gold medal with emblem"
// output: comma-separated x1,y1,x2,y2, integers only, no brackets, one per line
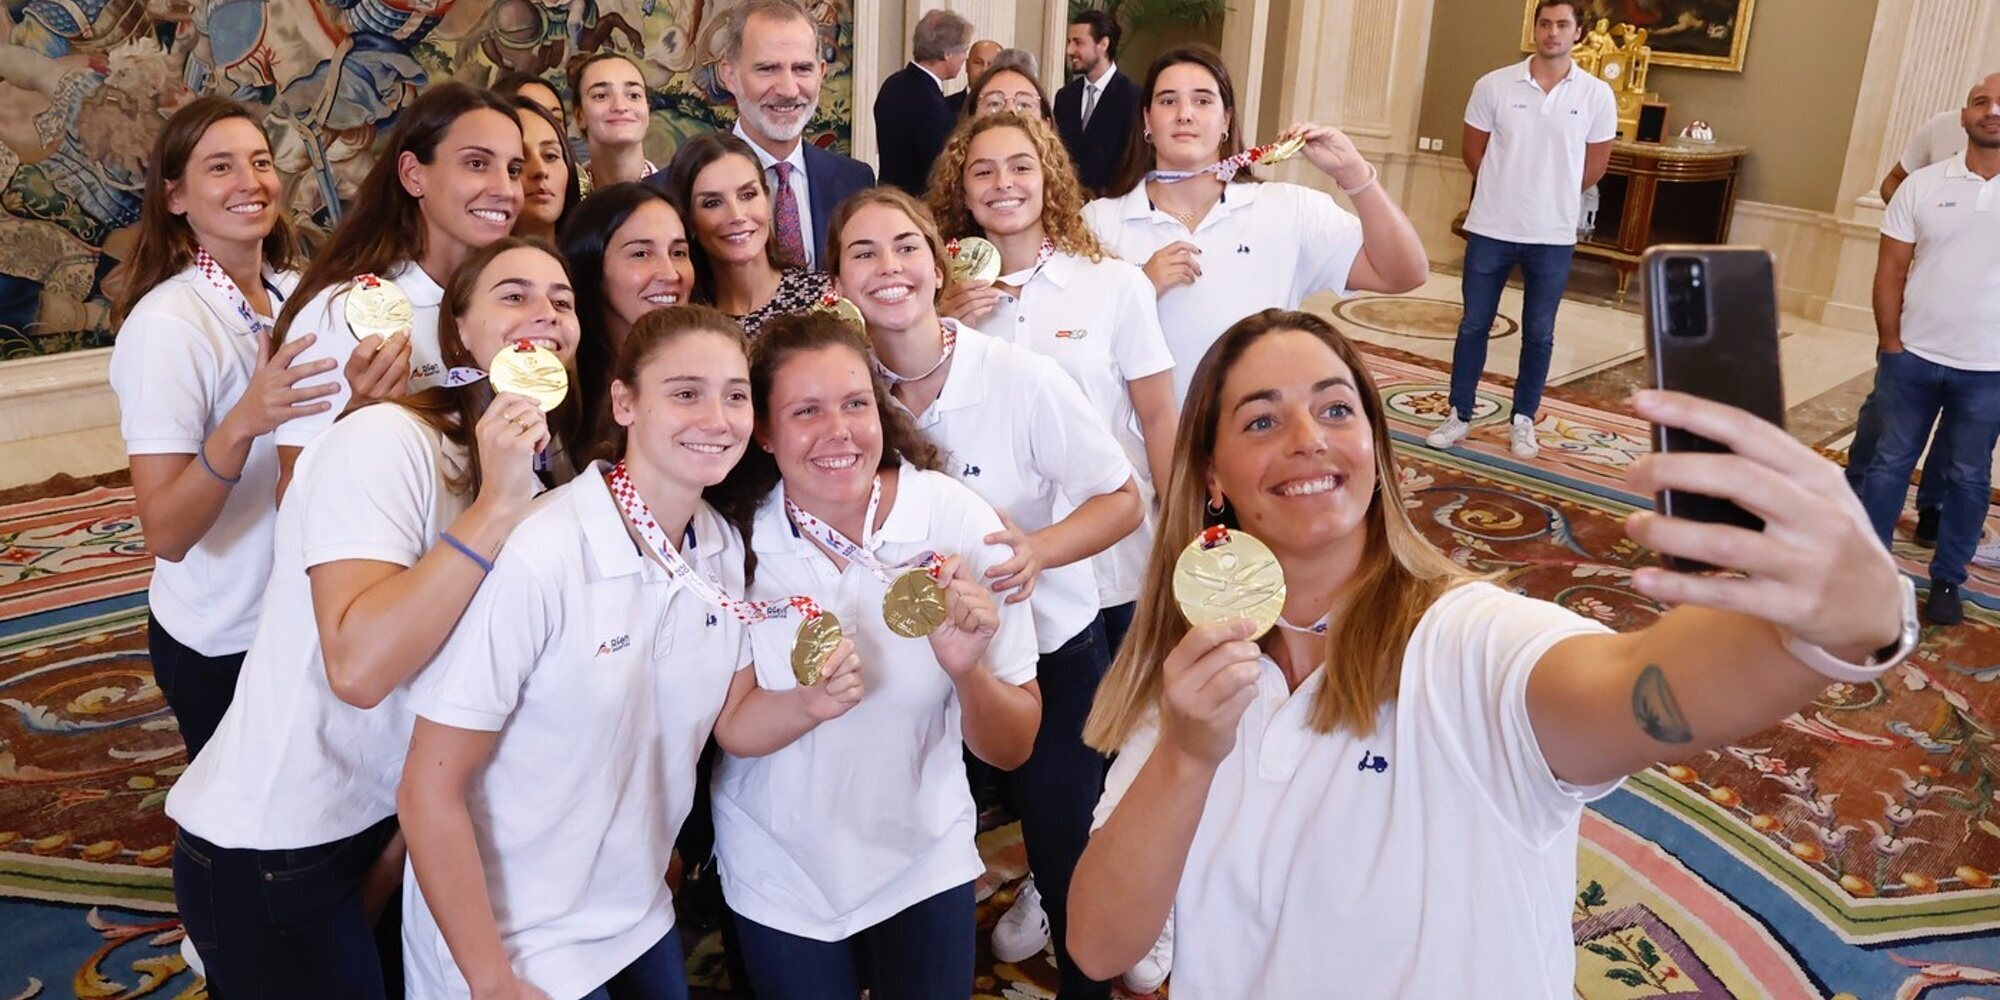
791,610,844,686
343,274,414,341
883,568,948,638
1251,133,1309,167
1172,524,1287,639
945,236,1002,285
488,339,569,411
812,291,866,327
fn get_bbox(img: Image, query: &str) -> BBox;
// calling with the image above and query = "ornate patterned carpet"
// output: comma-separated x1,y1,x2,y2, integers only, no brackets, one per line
3,350,1998,999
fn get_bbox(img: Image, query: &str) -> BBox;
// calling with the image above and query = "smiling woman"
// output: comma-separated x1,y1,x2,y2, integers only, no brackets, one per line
573,52,657,189
266,82,527,495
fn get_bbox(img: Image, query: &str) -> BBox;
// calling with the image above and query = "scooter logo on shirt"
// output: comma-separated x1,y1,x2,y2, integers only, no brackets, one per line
962,463,982,477
596,634,632,656
706,613,719,628
1055,329,1089,340
1357,749,1388,774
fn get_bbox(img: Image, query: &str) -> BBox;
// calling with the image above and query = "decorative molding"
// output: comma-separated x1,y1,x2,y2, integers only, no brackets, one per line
0,349,114,445
854,0,884,169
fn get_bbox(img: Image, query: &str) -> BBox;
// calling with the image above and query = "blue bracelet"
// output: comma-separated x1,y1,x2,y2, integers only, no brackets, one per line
438,531,494,574
196,447,242,485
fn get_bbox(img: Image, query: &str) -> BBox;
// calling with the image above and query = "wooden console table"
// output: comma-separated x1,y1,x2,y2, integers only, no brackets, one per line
1453,138,1748,298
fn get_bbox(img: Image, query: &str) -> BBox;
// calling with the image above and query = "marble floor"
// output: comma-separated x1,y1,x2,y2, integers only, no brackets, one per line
0,268,1888,492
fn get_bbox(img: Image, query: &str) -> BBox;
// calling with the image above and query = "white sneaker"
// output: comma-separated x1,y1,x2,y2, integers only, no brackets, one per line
1121,918,1174,994
1974,537,2000,568
180,935,206,978
1510,413,1540,458
1426,409,1471,449
991,877,1050,963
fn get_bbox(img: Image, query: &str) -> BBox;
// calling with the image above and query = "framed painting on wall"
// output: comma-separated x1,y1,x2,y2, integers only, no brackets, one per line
1520,0,1756,72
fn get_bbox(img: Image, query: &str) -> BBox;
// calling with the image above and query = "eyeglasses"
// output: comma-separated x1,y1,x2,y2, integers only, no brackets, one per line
979,93,1043,115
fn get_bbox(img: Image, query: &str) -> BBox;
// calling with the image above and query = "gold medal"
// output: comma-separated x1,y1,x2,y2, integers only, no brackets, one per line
1172,525,1286,639
343,274,414,341
813,293,865,328
488,340,569,411
790,611,843,686
883,569,948,638
946,237,1001,285
1256,133,1308,166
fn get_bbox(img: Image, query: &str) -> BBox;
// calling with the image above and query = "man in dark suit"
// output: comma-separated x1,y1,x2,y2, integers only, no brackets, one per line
1054,10,1137,194
946,39,1003,115
874,9,973,195
708,0,875,269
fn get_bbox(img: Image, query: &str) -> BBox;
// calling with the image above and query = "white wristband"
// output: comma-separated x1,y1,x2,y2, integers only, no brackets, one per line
1338,161,1379,198
1779,576,1919,684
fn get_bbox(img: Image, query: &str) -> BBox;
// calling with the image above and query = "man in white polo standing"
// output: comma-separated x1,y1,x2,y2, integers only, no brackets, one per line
1428,0,1615,459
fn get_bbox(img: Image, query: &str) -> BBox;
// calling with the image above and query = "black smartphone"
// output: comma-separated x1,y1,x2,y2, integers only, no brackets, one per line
1641,247,1786,564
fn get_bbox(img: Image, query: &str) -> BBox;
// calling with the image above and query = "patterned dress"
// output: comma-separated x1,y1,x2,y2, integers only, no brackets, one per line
732,269,834,338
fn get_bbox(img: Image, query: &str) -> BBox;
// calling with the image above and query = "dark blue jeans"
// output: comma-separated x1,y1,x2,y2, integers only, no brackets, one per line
173,816,399,1000
1098,602,1135,662
1856,350,2000,585
148,613,243,761
578,926,689,1000
1010,622,1114,999
731,881,975,999
1451,232,1576,421
1845,386,1951,511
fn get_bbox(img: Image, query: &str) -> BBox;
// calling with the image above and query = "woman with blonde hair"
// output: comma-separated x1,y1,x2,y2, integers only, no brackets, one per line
1067,308,1914,996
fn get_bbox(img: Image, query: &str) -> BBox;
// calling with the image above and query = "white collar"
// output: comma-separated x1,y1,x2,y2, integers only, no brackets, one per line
1515,55,1582,86
914,61,946,91
732,121,808,176
1086,62,1117,88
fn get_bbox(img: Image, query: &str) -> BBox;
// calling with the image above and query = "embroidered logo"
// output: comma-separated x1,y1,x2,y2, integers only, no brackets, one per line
412,361,444,380
596,634,632,656
962,463,982,477
1236,244,1251,254
1938,201,1959,209
1357,749,1389,774
1055,329,1088,340
706,613,719,627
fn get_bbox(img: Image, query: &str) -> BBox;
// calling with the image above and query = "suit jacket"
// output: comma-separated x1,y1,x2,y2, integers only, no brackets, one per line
946,90,966,116
1055,69,1138,194
874,62,957,195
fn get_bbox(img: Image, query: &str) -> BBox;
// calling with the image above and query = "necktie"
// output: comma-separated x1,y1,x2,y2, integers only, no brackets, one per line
772,161,807,269
1081,82,1098,130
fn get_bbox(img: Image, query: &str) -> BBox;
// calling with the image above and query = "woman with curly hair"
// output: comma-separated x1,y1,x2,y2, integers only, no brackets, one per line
929,111,1175,658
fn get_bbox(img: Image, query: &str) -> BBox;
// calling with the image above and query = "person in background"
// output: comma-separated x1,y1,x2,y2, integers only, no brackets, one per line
573,53,657,189
493,70,568,131
1856,73,2000,626
1055,11,1136,195
875,8,974,195
1425,0,1615,460
964,53,1053,122
948,39,1005,115
510,97,581,242
716,0,876,269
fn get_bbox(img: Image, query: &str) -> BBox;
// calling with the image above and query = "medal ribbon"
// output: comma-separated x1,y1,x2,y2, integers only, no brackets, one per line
1147,138,1301,185
608,462,826,625
870,319,958,386
994,238,1057,289
784,476,945,585
193,246,272,338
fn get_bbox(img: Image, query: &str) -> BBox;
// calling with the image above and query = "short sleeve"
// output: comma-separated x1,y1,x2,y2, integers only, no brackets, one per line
1286,185,1364,300
1091,717,1161,831
939,478,1041,685
1409,583,1618,844
274,288,359,450
1109,267,1175,382
1881,180,1919,244
295,406,441,570
1587,84,1619,143
109,313,218,455
1464,74,1498,132
1081,198,1125,253
410,543,559,731
1025,357,1136,506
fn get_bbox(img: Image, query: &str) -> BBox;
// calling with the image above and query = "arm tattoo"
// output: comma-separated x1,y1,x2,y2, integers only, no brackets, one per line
1631,664,1693,744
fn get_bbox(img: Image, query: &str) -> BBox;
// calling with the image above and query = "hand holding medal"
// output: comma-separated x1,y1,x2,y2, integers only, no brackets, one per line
926,554,1001,679
342,274,417,405
944,237,1002,286
796,635,865,720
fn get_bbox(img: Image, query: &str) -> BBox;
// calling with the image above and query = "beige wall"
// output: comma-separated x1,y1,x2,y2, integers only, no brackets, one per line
1415,0,1879,212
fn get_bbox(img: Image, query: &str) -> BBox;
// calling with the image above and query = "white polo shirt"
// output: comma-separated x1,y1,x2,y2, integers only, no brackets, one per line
1463,58,1618,246
972,252,1174,607
712,468,1038,941
166,404,472,849
910,323,1134,651
1092,583,1617,998
403,464,747,999
1882,153,2000,371
109,264,299,656
1900,109,1966,174
1083,181,1363,402
276,259,447,450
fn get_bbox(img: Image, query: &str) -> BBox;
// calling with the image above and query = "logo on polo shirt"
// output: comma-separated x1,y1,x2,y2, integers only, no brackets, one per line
413,361,443,380
706,613,719,627
1055,329,1088,340
1357,749,1388,774
596,634,632,656
1236,244,1251,254
962,463,982,477
1939,201,1959,209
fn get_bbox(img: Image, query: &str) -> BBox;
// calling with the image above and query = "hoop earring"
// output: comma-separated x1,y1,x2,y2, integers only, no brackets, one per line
1206,496,1226,516
1143,130,1153,145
